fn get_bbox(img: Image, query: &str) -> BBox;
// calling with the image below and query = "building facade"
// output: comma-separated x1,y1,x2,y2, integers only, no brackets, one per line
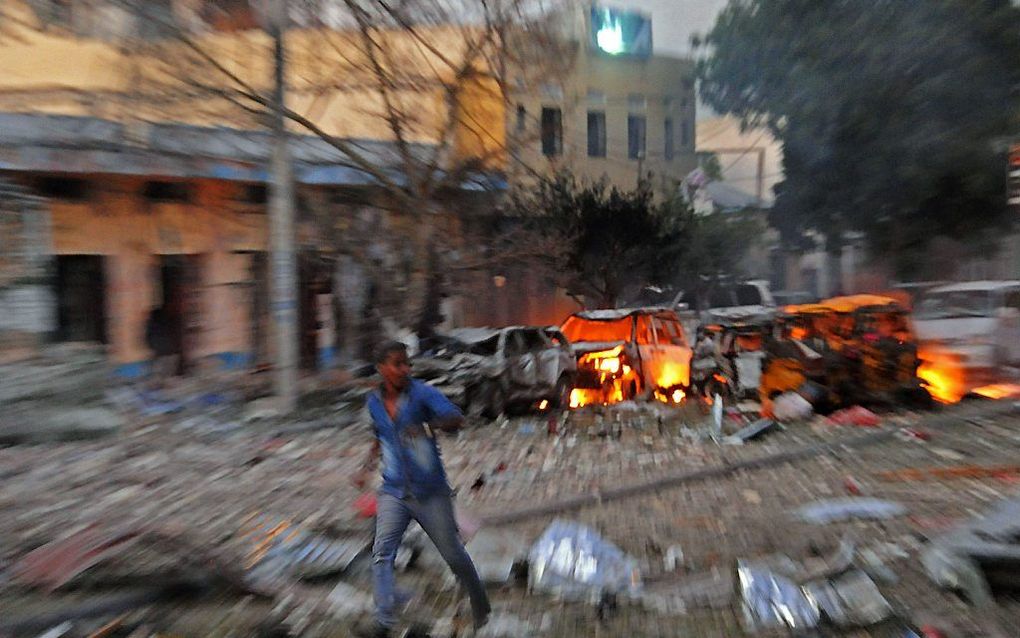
510,4,699,191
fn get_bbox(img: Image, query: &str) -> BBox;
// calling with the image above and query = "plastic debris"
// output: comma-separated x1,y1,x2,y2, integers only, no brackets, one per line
460,528,528,585
740,557,892,632
711,394,724,436
725,418,776,444
804,569,893,627
828,406,881,427
354,493,377,518
663,545,685,572
844,476,864,496
528,520,642,602
772,392,813,422
241,516,371,582
796,498,906,524
738,560,819,631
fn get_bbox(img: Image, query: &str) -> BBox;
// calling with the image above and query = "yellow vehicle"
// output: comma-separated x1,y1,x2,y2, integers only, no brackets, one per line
760,295,930,412
760,305,833,415
827,296,928,405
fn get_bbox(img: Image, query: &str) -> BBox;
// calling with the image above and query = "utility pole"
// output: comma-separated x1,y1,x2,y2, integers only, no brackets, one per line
267,0,298,413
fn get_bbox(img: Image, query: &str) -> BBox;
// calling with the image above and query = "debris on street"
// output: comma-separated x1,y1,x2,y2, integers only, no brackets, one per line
772,391,814,422
828,406,883,427
528,520,642,602
796,498,907,524
921,494,1020,606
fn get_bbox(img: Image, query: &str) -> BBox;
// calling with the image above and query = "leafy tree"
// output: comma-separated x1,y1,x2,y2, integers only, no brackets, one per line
697,0,1020,278
673,209,765,309
510,172,691,309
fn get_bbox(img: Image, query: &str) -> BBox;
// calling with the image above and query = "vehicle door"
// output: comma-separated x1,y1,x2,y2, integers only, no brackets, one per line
546,328,577,378
506,329,539,389
652,314,693,389
999,288,1020,364
633,313,658,390
531,329,565,391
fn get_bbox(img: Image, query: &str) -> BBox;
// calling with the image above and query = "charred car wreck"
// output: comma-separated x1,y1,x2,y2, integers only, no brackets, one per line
560,308,693,407
413,327,576,418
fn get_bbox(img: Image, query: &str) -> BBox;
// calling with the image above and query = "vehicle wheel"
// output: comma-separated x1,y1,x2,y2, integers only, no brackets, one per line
551,375,572,409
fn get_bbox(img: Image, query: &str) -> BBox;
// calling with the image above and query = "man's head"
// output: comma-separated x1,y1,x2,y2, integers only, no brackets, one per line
375,341,411,391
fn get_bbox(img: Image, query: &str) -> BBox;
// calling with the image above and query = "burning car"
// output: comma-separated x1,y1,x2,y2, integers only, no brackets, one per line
412,326,576,418
560,307,693,407
914,281,1020,402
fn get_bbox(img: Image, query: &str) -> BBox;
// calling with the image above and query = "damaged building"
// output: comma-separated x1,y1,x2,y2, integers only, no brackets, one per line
0,0,700,376
0,113,498,375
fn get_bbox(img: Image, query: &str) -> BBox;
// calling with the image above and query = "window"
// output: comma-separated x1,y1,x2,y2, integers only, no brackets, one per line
515,104,526,133
143,181,193,203
541,107,563,157
663,95,675,109
35,177,90,201
237,184,267,205
680,120,691,147
627,115,646,160
587,111,606,158
653,318,687,346
627,93,646,110
635,315,654,345
521,329,550,353
664,118,675,160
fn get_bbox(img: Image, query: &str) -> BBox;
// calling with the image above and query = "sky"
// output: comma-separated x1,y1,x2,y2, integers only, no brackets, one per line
614,0,730,56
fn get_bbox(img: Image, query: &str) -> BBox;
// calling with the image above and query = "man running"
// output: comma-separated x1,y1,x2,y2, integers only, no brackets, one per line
354,341,490,637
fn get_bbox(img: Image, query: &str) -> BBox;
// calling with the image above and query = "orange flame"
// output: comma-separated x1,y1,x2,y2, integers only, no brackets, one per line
917,347,966,404
972,384,1020,400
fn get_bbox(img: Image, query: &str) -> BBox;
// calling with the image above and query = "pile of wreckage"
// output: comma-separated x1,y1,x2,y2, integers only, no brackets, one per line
693,294,935,419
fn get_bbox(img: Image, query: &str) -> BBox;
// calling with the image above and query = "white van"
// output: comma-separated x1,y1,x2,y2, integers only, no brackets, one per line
913,280,1020,387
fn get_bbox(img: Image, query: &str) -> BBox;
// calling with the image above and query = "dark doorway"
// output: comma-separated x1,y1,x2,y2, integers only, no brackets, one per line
55,255,107,343
155,255,203,374
299,255,332,370
248,252,270,368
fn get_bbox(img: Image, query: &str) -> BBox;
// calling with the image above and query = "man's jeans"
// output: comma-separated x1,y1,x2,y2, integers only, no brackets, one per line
373,491,490,629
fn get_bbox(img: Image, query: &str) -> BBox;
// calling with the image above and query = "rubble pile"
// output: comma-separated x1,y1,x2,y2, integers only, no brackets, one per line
1,378,1018,636
0,344,121,445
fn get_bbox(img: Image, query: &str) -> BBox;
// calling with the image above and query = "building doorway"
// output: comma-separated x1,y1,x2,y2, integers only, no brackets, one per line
55,255,108,344
299,254,331,370
154,255,203,374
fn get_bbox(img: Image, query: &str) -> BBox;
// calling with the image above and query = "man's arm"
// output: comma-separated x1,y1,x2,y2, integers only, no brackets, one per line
421,384,465,432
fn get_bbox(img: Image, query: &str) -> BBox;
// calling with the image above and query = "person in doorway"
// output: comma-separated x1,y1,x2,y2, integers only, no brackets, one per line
145,299,180,387
353,341,490,637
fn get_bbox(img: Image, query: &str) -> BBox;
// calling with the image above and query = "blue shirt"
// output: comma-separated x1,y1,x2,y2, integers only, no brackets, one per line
366,379,461,499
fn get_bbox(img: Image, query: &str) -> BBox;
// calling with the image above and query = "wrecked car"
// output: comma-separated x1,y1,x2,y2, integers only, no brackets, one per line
761,296,929,413
560,307,692,407
697,320,770,402
412,327,576,418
